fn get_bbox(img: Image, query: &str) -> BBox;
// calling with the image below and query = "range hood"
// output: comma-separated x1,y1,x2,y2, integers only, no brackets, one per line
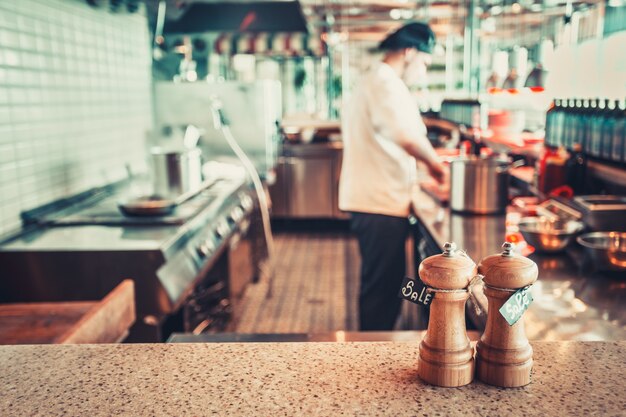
163,1,308,34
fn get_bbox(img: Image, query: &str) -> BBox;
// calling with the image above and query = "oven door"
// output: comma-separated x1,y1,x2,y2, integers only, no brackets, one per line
228,218,255,326
183,272,231,334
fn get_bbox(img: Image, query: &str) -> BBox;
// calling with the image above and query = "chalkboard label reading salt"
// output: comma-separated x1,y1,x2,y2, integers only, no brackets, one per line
499,287,533,326
398,277,432,307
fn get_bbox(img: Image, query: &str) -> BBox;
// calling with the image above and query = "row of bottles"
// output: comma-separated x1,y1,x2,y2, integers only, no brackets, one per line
545,98,626,164
440,99,487,130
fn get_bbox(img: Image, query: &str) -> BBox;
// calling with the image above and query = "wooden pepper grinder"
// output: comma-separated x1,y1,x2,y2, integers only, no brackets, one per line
476,242,538,388
417,242,476,387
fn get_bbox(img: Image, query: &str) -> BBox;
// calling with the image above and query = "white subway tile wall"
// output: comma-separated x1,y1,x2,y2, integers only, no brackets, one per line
0,0,153,237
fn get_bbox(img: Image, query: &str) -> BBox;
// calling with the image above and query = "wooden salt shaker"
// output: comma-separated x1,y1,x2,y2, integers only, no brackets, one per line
417,242,476,387
476,242,538,388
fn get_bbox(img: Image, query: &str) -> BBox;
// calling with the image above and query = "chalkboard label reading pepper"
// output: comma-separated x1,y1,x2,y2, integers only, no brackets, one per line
398,276,432,307
499,287,533,326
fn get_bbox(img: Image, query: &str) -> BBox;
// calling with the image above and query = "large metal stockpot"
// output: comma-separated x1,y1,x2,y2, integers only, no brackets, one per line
449,157,510,214
151,146,203,198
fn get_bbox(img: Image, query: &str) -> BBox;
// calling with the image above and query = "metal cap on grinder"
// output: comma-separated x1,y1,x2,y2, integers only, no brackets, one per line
418,242,477,290
478,242,538,289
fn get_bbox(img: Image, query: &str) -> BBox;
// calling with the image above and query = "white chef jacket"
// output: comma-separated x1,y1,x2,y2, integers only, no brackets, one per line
339,62,438,218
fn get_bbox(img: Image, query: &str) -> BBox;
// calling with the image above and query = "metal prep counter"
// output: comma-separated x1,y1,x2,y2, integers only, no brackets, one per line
269,141,347,219
410,185,626,341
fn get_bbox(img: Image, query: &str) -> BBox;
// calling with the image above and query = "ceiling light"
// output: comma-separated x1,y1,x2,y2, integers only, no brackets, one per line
511,3,522,13
481,17,496,33
321,32,348,46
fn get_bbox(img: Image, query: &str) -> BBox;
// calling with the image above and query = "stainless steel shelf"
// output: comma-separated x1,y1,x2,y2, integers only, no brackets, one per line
587,160,626,187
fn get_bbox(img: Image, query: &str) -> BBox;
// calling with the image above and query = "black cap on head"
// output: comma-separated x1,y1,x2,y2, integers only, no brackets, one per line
379,22,435,54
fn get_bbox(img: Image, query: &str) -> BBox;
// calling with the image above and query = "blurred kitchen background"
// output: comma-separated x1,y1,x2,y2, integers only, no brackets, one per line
0,0,624,344
0,0,625,236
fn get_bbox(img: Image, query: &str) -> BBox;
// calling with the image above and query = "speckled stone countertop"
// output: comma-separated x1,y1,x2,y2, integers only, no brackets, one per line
1,341,624,416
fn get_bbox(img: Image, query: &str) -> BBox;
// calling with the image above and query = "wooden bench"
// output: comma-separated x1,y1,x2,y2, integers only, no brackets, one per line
0,280,135,344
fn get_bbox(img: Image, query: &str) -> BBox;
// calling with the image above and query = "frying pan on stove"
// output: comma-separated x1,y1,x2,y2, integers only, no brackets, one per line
117,195,177,216
117,178,216,217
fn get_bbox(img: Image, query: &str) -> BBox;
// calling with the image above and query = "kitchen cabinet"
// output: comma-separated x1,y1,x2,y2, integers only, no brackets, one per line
0,280,135,344
269,142,347,219
270,160,290,217
284,156,334,217
227,212,258,330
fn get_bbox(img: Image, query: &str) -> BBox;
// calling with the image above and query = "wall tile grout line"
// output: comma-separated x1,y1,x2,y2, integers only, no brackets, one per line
0,0,152,237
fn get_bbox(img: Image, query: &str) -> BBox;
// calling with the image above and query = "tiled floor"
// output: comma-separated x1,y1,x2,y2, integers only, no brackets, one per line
235,231,361,333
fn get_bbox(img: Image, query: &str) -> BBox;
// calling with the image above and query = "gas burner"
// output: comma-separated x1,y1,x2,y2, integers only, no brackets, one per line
22,179,233,227
50,190,216,226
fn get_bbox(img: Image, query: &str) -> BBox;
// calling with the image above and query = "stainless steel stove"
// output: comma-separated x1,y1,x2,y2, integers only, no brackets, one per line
0,175,259,342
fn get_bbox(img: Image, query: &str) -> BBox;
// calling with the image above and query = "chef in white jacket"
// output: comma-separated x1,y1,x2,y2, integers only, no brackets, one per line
339,22,446,330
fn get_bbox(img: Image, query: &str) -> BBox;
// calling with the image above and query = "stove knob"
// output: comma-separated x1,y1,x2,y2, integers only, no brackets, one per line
230,206,244,223
219,219,230,236
240,195,254,212
197,243,211,258
215,219,230,238
204,239,215,252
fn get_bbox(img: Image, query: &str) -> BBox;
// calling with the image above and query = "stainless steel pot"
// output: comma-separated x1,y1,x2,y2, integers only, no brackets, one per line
449,157,512,214
151,147,202,198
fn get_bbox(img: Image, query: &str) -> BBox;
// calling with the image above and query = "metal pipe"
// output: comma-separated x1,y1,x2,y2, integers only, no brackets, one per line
463,0,479,94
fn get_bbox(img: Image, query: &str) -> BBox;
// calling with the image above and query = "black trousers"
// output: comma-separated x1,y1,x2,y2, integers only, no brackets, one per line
350,212,410,331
